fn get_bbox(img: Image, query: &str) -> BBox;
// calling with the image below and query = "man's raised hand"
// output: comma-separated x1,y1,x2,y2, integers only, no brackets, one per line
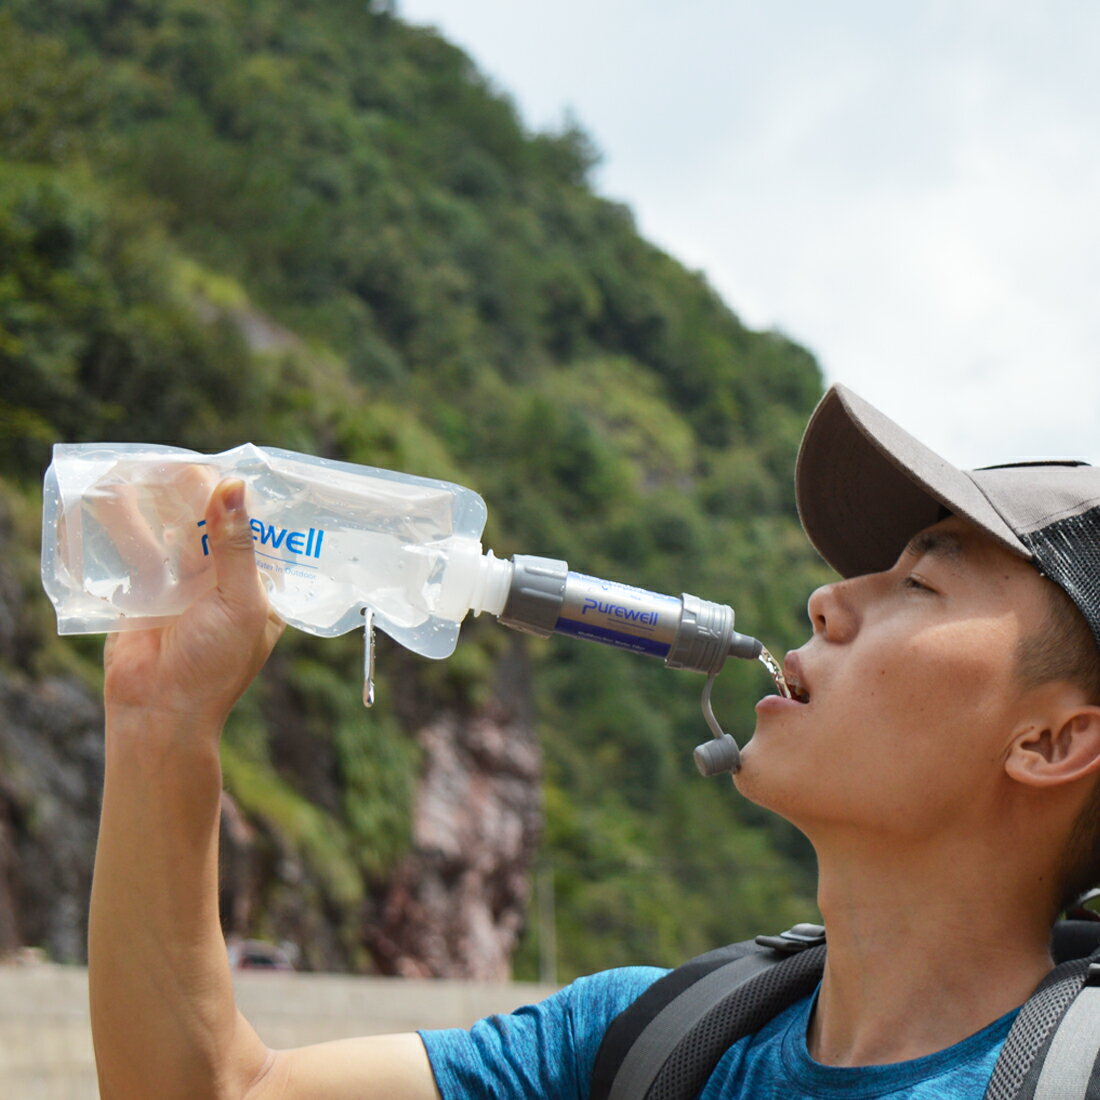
103,477,284,727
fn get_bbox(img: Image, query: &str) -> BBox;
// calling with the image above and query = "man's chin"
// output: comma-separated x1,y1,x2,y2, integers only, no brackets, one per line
730,739,767,802
731,740,809,821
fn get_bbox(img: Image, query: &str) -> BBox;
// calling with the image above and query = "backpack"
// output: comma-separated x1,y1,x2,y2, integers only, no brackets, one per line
590,920,1100,1100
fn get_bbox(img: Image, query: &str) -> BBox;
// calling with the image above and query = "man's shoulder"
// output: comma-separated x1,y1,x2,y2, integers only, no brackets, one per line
565,965,671,1019
420,965,668,1100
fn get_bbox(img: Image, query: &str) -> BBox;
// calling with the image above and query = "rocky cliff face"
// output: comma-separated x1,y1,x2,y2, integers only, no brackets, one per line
216,641,543,980
0,485,106,964
0,666,542,980
364,690,542,981
0,675,104,963
0,504,543,979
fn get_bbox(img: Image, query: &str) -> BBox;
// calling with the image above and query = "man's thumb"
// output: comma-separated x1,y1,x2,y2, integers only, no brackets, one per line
205,479,261,599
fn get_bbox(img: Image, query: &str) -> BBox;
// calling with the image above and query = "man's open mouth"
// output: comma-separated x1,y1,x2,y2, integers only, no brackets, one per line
781,655,811,704
787,679,811,704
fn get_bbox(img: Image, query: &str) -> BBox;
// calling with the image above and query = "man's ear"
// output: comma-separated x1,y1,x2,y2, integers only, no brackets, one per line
1006,707,1100,788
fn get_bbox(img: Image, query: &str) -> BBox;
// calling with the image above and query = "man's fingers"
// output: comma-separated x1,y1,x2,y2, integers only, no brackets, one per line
160,464,220,582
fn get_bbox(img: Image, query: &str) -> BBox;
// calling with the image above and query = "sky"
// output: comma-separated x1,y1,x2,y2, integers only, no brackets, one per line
397,1,1100,467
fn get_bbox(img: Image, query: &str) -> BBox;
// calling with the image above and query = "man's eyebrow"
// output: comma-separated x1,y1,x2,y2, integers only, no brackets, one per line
903,530,967,560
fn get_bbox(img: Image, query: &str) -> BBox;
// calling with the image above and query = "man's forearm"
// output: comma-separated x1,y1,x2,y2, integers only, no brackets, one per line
89,708,268,1099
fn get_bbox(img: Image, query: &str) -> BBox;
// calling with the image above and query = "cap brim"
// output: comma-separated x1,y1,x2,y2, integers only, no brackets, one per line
795,385,1030,578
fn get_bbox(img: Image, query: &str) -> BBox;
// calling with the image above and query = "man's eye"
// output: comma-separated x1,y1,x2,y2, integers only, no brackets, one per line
903,575,933,592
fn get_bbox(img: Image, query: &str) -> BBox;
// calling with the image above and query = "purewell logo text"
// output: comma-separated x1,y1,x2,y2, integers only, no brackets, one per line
197,519,325,558
580,597,660,626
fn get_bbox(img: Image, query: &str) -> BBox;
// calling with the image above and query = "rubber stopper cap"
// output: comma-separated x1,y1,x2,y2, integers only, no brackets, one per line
693,734,741,777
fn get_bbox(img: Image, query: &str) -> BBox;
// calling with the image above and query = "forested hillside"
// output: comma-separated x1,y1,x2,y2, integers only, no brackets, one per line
0,0,830,980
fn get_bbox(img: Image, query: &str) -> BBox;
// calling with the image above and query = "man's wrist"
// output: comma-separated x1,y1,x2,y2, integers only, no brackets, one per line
105,701,226,745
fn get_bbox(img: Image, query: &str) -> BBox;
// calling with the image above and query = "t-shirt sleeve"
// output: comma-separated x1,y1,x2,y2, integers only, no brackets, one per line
420,966,666,1100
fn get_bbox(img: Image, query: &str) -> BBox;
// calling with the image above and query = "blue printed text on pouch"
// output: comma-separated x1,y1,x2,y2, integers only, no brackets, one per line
197,519,325,558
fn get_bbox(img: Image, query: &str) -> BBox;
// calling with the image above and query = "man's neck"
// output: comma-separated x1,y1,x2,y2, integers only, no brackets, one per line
808,835,1054,1067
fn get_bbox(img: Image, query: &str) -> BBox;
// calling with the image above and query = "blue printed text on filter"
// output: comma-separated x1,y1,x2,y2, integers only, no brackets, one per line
581,598,659,626
197,519,325,558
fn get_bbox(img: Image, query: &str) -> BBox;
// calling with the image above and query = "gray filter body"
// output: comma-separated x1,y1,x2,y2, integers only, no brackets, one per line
497,555,761,675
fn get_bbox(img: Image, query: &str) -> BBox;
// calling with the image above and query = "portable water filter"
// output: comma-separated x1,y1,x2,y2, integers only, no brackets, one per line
42,442,771,773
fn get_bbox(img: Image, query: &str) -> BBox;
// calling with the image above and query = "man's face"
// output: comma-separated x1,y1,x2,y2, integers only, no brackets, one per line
735,516,1057,840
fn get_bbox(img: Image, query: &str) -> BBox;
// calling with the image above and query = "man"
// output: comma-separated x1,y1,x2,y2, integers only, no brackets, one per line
88,385,1100,1098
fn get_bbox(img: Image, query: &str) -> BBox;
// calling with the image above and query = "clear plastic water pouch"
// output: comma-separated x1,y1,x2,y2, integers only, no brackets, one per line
41,442,492,659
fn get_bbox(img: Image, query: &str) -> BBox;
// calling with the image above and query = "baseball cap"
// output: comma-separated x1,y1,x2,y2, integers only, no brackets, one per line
795,384,1100,651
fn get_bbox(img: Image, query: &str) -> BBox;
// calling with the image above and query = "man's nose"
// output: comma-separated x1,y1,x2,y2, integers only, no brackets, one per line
807,576,864,642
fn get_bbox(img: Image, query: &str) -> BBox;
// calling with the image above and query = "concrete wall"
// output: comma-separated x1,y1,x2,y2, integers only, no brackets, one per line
0,964,559,1099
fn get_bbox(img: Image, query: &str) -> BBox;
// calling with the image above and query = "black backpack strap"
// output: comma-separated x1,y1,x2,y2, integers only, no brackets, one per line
985,924,1100,1100
591,925,826,1100
1032,959,1100,1099
590,916,1100,1100
1052,918,1100,965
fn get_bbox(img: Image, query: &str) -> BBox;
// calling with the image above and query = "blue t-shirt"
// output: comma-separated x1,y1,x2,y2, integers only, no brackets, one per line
420,966,1018,1099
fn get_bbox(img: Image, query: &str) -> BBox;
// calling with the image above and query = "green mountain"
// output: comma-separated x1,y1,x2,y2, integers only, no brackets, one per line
0,0,829,980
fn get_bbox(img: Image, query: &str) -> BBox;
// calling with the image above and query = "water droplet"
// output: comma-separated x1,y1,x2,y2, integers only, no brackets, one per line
758,646,791,698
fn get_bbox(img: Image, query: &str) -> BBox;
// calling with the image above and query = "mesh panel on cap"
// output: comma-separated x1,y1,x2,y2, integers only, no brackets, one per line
1019,504,1100,655
647,946,825,1100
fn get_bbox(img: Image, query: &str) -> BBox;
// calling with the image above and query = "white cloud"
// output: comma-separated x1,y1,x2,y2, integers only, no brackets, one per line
397,1,1100,464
